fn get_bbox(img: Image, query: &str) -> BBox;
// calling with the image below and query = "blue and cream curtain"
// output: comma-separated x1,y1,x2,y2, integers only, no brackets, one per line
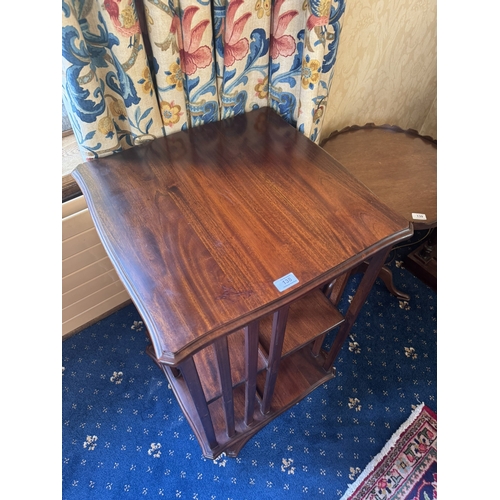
62,0,345,160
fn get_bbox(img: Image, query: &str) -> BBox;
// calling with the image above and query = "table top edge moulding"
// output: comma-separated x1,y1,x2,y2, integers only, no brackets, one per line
72,107,412,364
72,107,412,365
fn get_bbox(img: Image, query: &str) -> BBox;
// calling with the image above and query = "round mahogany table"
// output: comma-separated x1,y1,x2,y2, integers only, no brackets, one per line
322,126,437,299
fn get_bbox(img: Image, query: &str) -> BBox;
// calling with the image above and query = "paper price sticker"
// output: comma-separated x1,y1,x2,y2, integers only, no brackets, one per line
412,213,427,220
273,273,299,292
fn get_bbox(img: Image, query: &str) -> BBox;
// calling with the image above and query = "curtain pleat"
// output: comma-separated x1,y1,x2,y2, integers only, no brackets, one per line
62,0,345,160
62,0,165,159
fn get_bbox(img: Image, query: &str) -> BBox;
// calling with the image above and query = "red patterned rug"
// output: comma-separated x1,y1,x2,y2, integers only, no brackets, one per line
341,403,437,499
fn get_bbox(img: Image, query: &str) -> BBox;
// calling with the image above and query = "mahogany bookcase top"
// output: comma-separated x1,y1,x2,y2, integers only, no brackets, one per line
73,108,412,364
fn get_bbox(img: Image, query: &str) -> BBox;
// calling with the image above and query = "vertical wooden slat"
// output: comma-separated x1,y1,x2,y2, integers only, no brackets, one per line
326,272,352,305
178,357,218,449
261,304,290,414
311,333,325,357
323,248,391,371
312,272,352,356
214,337,235,438
244,320,259,426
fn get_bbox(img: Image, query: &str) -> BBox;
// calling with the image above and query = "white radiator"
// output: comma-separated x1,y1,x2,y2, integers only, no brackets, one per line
62,196,130,338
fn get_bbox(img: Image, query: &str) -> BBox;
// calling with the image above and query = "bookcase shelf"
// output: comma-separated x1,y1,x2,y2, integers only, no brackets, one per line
258,287,344,359
149,287,345,459
75,107,412,460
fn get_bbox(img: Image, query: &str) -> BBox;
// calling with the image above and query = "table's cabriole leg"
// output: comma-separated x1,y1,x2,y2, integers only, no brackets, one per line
323,247,391,371
244,320,260,426
261,304,290,414
376,264,411,301
178,357,218,450
214,337,236,438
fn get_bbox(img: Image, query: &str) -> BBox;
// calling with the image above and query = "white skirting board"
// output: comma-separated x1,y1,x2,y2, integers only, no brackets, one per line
62,196,130,338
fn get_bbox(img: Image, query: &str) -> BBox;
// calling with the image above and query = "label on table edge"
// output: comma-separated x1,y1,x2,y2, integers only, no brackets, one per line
273,273,299,292
412,213,427,220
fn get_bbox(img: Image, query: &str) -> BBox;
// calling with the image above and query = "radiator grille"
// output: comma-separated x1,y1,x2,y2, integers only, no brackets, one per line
62,196,130,337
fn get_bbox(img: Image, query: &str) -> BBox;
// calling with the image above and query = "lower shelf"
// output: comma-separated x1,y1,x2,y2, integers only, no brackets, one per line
164,344,335,459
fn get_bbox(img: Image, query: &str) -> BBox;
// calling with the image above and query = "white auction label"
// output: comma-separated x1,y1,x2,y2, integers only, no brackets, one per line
412,213,427,220
273,272,299,292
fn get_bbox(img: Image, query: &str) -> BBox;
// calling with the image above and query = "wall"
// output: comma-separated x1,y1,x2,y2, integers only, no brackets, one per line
321,0,437,140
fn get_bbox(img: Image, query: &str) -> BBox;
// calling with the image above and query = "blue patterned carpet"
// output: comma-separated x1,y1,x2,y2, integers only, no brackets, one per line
62,232,436,499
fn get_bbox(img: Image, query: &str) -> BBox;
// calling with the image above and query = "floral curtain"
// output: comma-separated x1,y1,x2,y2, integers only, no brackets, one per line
62,0,345,160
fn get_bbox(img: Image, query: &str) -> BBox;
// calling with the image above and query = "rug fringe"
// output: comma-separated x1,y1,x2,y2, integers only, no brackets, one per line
339,403,426,500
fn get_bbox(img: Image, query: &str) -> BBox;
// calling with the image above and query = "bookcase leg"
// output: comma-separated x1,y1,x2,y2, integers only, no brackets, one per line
323,248,391,371
178,357,218,450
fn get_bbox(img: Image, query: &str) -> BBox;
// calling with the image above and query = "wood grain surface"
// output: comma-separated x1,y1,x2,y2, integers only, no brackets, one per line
322,127,437,229
73,108,412,364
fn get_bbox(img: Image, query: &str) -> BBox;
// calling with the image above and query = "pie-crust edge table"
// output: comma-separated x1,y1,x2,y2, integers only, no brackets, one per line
322,126,437,300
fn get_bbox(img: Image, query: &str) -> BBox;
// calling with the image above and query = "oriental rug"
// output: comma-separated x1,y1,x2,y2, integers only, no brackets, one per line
340,404,437,500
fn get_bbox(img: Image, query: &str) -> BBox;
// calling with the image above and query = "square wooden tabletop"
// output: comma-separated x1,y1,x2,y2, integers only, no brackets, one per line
73,107,411,364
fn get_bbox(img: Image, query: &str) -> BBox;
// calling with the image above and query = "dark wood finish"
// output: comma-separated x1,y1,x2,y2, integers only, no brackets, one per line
62,173,83,203
258,288,344,358
322,126,437,299
73,108,412,459
178,357,218,450
322,123,436,147
311,274,350,356
327,272,352,306
214,337,236,437
404,229,437,290
323,247,391,370
244,321,260,426
167,346,336,459
73,109,411,364
191,328,267,404
261,304,290,414
321,126,437,230
352,261,411,302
